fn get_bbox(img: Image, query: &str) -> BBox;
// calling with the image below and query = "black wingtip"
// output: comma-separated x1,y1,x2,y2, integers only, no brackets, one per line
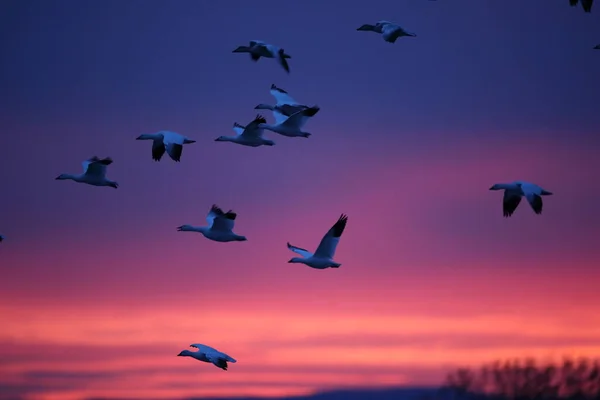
254,114,267,124
224,210,237,220
331,214,348,237
303,106,320,117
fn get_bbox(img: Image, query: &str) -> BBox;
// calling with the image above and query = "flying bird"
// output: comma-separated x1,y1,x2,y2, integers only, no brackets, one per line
569,0,593,12
55,156,118,188
214,114,275,147
258,106,319,138
287,214,348,269
136,131,196,162
232,40,292,73
177,343,237,371
489,181,553,217
255,84,320,123
177,204,247,242
357,20,416,43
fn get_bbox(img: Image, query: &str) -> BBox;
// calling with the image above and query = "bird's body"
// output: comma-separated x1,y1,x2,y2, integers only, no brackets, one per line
357,20,416,43
569,0,593,12
55,156,118,188
177,343,237,371
255,84,320,125
136,131,196,162
232,40,292,73
215,115,275,147
287,214,348,269
177,204,247,242
489,181,553,217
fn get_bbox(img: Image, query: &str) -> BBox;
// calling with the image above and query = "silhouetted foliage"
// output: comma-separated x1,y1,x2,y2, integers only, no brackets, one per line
443,357,600,400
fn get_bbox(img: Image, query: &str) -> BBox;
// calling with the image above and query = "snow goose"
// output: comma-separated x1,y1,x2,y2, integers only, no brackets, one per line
177,204,247,242
55,156,118,188
489,181,553,217
214,114,275,147
255,84,320,122
569,0,593,12
232,40,292,73
258,106,319,138
357,20,416,43
287,214,348,269
135,131,196,162
177,343,237,371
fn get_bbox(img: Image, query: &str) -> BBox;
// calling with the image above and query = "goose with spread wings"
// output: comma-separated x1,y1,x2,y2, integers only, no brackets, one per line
255,84,320,125
569,0,593,12
214,115,275,147
357,20,416,43
232,40,292,73
177,343,237,371
287,214,348,269
489,181,553,217
136,131,196,162
177,204,247,242
55,156,118,188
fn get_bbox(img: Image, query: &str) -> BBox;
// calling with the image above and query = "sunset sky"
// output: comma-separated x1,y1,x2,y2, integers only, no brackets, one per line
1,0,600,399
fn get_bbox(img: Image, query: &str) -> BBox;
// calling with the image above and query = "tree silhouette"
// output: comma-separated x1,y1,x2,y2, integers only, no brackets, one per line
443,357,600,400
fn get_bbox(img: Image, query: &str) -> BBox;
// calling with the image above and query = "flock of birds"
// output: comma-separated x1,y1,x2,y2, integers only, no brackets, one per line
1,0,597,372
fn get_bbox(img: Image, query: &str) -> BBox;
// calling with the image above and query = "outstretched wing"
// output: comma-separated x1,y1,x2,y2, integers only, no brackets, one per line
581,0,593,12
152,140,166,161
82,156,112,177
502,191,522,217
525,193,544,215
277,51,290,73
241,115,267,139
314,214,348,259
281,106,320,129
287,242,313,258
270,84,299,106
206,204,236,232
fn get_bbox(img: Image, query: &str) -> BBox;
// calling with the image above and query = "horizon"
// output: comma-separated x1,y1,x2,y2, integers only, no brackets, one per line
1,0,599,399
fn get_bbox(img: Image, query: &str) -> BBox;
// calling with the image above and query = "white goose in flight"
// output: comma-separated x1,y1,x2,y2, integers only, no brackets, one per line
489,181,553,217
287,214,348,269
357,20,416,43
177,204,247,242
255,84,320,124
136,131,196,162
232,40,292,73
258,106,319,138
177,343,237,371
214,114,275,147
55,156,118,188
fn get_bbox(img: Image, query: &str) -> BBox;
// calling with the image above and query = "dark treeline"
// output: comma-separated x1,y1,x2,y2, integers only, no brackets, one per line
442,357,600,400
